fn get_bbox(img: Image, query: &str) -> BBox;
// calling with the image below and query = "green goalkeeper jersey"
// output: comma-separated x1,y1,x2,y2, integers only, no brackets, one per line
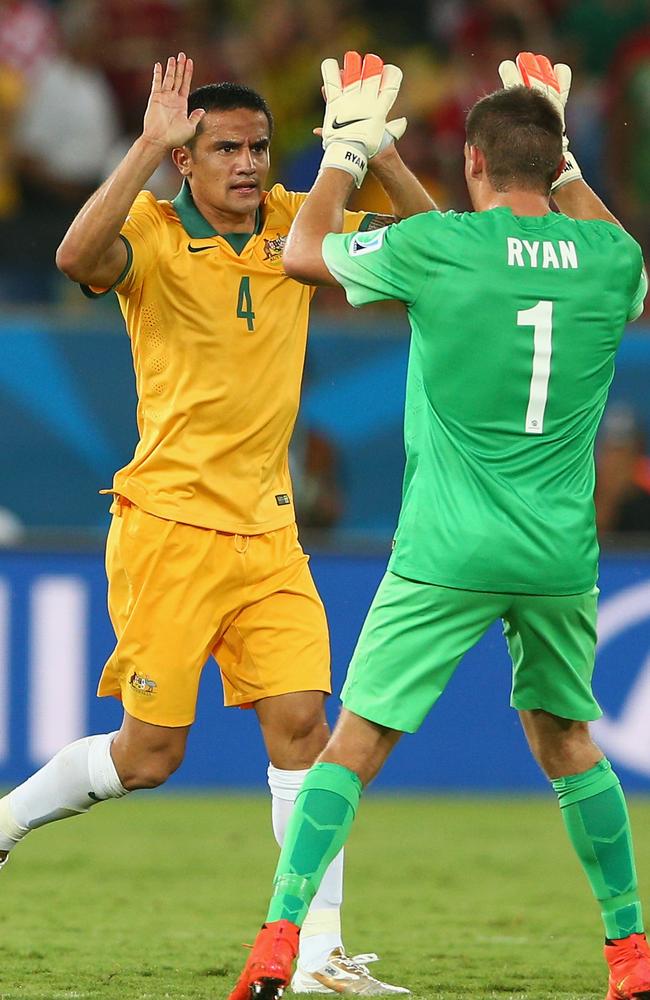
322,208,647,595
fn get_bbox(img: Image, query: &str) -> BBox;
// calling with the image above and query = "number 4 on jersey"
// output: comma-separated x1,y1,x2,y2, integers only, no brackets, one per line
518,299,553,435
237,276,255,331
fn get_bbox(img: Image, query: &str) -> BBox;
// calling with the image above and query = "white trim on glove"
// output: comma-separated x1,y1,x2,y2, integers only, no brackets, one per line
319,141,368,187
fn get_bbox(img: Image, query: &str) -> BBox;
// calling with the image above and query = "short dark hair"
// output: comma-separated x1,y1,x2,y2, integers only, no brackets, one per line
465,86,563,194
187,83,274,143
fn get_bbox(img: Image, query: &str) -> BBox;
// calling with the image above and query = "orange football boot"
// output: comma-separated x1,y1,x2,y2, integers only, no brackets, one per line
228,920,300,1000
605,933,650,999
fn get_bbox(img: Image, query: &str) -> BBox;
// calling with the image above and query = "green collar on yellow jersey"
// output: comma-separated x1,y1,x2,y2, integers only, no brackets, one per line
172,180,262,255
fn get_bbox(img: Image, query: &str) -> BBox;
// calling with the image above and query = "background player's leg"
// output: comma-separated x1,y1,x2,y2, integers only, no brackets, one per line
0,711,189,865
267,709,400,925
257,692,344,973
520,709,644,941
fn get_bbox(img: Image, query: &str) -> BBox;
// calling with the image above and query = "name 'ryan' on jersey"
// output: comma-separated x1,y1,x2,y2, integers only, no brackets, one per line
84,183,368,534
323,208,647,596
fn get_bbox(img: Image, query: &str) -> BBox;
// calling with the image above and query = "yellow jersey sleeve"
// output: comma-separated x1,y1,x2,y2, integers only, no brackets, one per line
81,190,164,299
115,191,166,294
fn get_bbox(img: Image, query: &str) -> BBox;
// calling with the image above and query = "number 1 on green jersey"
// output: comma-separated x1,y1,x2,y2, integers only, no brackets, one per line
518,299,553,435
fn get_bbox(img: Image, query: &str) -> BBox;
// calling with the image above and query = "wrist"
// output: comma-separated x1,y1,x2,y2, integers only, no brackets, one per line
320,141,368,188
551,150,582,193
137,133,173,160
368,142,401,174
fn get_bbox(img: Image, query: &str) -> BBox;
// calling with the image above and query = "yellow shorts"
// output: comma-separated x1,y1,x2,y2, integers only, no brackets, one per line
99,499,331,727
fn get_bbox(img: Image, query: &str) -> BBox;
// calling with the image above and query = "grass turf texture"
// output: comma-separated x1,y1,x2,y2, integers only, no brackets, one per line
1,794,649,999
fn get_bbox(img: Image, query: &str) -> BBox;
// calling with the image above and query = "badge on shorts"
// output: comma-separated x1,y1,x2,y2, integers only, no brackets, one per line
128,670,157,696
275,494,291,506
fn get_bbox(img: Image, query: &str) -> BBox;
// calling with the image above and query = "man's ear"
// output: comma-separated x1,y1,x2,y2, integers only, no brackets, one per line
172,145,192,176
467,144,485,179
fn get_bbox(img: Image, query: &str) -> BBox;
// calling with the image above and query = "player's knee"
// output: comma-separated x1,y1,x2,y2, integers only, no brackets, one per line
285,702,328,745
531,722,598,778
267,706,329,768
119,745,185,790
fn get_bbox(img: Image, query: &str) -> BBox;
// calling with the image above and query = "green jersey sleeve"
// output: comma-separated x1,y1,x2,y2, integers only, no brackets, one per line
628,264,648,321
322,217,430,307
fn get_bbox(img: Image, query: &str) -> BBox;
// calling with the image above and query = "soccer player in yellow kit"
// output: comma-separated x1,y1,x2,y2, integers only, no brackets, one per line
0,52,433,991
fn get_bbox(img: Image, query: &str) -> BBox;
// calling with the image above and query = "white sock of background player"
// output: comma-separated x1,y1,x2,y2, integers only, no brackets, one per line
268,763,344,973
0,732,128,857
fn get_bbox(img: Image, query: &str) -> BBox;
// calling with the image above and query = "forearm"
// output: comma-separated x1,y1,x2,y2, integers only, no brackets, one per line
368,144,437,218
284,168,355,285
553,177,621,227
56,135,167,282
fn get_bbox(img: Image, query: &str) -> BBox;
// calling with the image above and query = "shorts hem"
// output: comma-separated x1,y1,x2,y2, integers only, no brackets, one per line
388,564,597,598
97,688,196,728
225,684,332,709
510,698,602,723
341,695,418,734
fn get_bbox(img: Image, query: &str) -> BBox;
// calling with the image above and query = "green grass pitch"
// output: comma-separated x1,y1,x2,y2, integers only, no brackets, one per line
1,793,649,999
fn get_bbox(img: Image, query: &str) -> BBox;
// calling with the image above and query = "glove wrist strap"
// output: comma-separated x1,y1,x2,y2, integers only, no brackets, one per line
320,142,368,188
551,150,582,193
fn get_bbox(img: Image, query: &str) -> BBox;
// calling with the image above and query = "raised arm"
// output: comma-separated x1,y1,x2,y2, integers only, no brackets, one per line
286,51,429,286
498,54,622,227
367,142,437,218
552,178,621,227
55,53,205,288
284,169,355,286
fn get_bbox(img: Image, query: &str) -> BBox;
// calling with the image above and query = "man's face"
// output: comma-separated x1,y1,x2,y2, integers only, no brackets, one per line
180,108,271,218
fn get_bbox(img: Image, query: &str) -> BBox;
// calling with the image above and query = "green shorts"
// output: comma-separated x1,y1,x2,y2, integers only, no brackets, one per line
341,571,601,733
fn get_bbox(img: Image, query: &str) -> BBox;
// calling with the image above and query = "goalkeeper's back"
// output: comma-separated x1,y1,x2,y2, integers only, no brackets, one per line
318,83,647,595
324,203,645,595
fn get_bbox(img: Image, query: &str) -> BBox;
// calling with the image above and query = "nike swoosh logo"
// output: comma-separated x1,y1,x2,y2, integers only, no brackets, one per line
332,117,370,129
188,244,219,253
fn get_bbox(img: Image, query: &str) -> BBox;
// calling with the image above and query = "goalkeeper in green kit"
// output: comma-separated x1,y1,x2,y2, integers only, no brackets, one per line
228,51,649,1000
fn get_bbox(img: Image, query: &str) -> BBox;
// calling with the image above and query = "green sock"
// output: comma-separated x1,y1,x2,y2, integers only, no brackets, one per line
552,758,644,939
266,762,362,926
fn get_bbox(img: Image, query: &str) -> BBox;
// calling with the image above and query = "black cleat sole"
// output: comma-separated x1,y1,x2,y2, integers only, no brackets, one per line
250,977,285,1000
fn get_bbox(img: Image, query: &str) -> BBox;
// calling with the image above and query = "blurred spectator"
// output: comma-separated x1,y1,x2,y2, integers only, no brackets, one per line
1,0,119,302
0,64,23,219
595,406,650,535
99,0,182,134
0,0,60,223
607,24,650,261
290,419,344,531
559,0,649,78
0,0,59,81
0,0,646,313
424,5,544,208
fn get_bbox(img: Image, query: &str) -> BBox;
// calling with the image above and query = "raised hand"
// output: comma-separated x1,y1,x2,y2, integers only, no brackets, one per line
498,53,571,139
318,51,405,187
498,53,581,192
142,52,205,149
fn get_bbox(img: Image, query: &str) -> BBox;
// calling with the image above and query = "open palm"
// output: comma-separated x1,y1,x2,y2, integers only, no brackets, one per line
142,52,205,149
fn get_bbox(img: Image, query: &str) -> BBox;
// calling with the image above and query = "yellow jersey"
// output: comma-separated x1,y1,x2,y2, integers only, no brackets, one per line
86,182,370,533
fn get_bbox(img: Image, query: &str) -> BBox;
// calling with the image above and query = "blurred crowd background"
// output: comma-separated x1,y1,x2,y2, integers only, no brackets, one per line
2,0,650,301
1,0,650,543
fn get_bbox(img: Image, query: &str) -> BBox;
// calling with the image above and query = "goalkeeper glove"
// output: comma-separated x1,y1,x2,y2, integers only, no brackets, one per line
319,51,406,187
498,52,582,193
